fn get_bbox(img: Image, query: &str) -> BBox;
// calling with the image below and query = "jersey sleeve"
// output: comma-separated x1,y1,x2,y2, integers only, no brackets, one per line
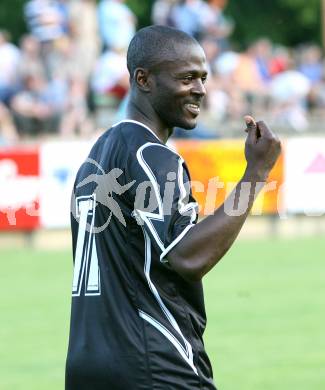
127,142,198,263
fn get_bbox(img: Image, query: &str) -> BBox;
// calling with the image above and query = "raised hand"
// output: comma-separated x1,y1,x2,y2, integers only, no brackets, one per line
244,115,281,181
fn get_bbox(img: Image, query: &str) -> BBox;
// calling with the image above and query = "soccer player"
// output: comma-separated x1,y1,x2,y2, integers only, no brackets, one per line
65,25,281,389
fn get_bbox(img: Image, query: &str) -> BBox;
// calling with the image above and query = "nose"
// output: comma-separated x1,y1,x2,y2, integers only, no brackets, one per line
192,78,206,97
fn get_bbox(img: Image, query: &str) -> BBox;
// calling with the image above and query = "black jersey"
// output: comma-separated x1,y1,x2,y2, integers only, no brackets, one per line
65,120,216,390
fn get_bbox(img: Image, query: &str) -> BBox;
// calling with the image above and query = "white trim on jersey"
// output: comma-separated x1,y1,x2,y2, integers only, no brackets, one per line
72,195,101,297
140,227,198,375
139,310,198,375
134,142,198,262
177,156,198,221
134,142,166,251
159,224,194,262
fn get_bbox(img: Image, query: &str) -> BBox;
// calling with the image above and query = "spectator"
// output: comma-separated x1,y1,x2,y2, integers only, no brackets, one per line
60,75,93,136
0,102,18,145
68,0,100,81
0,30,21,106
24,0,69,79
298,45,323,85
214,49,239,77
169,0,210,39
97,0,136,51
10,72,62,137
36,35,92,136
90,46,129,128
207,46,247,122
200,35,220,69
250,38,273,84
91,47,129,102
151,0,177,26
204,0,234,50
199,37,227,122
269,60,311,131
230,43,268,115
17,35,45,82
24,0,68,43
49,35,81,82
269,45,291,76
308,79,325,113
232,43,267,95
57,0,70,34
17,32,94,137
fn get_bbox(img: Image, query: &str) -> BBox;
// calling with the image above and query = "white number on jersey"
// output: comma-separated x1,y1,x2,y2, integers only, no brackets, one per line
72,195,101,297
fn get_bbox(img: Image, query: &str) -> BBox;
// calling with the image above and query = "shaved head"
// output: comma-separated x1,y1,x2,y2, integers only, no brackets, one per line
127,25,199,81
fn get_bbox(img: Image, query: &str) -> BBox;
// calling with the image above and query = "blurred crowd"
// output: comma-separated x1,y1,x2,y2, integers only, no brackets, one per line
0,0,324,145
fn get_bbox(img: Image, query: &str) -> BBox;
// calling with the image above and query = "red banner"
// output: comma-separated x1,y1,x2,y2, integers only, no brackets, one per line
0,147,40,230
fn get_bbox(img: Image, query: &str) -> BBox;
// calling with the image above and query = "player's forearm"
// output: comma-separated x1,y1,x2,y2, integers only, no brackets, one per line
168,168,267,282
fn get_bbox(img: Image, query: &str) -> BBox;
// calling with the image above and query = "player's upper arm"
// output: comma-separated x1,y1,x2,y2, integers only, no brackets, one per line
127,142,199,274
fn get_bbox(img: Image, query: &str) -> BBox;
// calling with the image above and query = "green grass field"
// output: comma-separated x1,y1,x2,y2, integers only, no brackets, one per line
0,237,324,389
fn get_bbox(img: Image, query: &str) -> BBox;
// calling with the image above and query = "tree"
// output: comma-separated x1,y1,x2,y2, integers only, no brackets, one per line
126,0,154,29
225,0,321,48
0,0,26,44
0,0,321,48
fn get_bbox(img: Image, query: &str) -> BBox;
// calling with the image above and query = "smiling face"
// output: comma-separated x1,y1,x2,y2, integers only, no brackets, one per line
148,41,208,130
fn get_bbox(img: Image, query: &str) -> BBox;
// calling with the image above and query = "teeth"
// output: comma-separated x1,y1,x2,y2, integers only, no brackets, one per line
187,104,200,111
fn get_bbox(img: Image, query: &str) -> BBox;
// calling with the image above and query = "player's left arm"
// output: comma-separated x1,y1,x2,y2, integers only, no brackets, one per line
167,117,281,282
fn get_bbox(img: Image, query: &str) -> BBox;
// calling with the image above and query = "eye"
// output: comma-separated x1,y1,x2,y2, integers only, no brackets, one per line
182,75,193,84
201,76,207,84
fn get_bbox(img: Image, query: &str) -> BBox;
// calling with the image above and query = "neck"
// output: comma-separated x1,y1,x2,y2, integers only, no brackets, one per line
126,95,172,144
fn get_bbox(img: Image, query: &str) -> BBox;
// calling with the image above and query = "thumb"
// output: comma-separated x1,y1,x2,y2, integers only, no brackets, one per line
244,115,257,143
244,115,256,131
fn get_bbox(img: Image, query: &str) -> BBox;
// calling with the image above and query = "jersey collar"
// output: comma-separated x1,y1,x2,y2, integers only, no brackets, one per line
112,119,163,143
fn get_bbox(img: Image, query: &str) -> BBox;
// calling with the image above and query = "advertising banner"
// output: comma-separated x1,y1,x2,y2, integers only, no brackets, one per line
3,136,316,232
174,140,284,216
0,147,40,230
284,138,325,215
39,141,93,228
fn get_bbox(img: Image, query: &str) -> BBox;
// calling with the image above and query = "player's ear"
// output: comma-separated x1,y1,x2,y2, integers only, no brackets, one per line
134,68,152,92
